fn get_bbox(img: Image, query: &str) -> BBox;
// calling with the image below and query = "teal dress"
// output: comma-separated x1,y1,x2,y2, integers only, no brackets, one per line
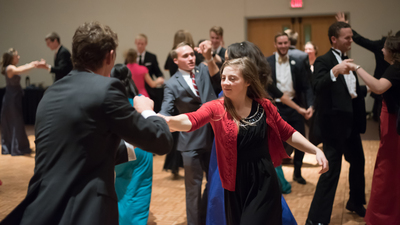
114,98,153,225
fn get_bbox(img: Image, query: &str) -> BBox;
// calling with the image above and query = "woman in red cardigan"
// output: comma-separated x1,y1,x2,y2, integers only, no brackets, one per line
157,58,328,224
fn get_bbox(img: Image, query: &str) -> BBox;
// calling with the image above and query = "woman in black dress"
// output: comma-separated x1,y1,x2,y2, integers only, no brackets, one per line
1,48,41,155
155,58,329,224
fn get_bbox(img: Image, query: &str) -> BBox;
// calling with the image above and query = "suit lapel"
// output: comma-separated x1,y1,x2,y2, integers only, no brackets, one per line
175,70,198,100
289,56,297,87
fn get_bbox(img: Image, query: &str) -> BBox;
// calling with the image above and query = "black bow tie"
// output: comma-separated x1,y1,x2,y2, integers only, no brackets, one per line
332,49,348,60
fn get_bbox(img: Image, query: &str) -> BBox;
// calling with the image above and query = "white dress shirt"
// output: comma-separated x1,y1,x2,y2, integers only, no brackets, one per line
275,53,295,102
330,48,357,99
179,68,199,97
136,51,146,64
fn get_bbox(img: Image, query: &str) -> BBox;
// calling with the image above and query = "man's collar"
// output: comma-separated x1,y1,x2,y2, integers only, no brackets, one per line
212,46,222,54
331,48,346,57
178,68,195,75
54,45,61,53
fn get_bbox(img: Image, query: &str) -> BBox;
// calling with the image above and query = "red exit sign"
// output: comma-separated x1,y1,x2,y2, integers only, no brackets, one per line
291,0,303,8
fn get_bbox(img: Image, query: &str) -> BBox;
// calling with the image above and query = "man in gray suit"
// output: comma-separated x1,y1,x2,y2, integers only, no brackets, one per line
159,41,221,225
285,29,312,82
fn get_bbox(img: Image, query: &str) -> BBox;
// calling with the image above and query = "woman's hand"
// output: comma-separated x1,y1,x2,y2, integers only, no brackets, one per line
315,149,329,174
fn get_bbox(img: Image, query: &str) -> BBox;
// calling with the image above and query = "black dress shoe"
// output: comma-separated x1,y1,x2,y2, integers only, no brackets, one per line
305,219,328,225
346,201,366,217
293,174,306,184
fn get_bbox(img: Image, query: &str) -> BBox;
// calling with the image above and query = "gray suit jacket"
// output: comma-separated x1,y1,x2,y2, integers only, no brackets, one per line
160,63,221,151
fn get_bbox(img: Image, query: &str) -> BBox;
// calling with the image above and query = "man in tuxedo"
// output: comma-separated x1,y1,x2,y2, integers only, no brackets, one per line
209,26,226,67
159,41,220,225
40,32,73,81
266,33,314,185
306,22,368,225
0,22,173,225
135,34,164,112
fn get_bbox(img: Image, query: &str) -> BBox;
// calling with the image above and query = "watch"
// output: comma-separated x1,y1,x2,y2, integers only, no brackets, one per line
205,57,214,63
355,65,361,71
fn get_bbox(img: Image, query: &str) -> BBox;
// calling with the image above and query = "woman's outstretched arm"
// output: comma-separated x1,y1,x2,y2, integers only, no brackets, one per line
285,131,329,174
161,114,192,132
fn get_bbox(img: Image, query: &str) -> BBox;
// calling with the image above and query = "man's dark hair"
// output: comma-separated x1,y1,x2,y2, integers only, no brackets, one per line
274,32,289,43
169,42,192,59
71,22,118,71
328,22,351,45
395,30,400,37
45,32,60,43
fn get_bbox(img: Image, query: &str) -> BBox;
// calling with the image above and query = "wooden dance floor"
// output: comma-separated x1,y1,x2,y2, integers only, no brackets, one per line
0,122,379,224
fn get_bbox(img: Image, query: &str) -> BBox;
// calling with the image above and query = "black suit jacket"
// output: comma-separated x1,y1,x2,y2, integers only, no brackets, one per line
140,51,163,112
1,71,173,225
160,64,220,151
266,54,314,109
51,45,73,81
313,50,367,140
352,29,390,79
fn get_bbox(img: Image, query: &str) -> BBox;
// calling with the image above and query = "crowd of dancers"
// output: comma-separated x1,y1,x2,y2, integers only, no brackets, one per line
1,12,400,225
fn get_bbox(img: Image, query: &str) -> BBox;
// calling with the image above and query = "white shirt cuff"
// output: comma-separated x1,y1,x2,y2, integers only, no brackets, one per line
124,141,136,161
330,69,337,82
141,110,157,119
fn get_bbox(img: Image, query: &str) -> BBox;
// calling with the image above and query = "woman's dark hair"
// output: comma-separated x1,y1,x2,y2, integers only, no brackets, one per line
385,31,400,65
72,22,118,71
227,41,272,89
110,64,139,99
220,58,267,123
1,48,17,75
125,48,137,64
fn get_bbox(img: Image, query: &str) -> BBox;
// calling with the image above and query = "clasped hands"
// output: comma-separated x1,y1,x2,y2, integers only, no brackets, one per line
29,59,49,69
332,59,360,77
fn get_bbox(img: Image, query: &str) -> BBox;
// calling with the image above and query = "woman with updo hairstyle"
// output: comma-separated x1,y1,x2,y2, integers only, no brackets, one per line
1,48,41,155
158,57,328,224
111,64,154,225
346,32,400,224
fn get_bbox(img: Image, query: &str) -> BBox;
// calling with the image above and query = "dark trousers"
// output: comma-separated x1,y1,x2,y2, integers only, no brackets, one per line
181,149,210,225
276,102,306,176
307,130,366,223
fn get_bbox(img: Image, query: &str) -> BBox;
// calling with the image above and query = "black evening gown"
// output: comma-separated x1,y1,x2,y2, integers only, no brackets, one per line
1,73,31,155
224,101,282,225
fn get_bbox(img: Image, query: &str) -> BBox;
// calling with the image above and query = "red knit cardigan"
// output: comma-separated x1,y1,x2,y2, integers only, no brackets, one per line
186,98,295,192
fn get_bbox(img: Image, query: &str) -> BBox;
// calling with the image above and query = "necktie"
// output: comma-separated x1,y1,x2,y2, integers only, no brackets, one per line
139,55,143,65
278,55,288,64
332,49,348,60
191,72,200,97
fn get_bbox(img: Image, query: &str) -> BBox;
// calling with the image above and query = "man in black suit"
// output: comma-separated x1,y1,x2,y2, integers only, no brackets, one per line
210,26,226,68
306,22,368,225
40,32,73,82
336,12,394,121
266,33,314,185
135,34,164,112
0,22,173,225
159,41,220,225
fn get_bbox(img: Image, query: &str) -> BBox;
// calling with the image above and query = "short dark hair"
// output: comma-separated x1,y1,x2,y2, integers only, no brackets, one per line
284,29,298,46
1,48,17,75
125,48,137,64
227,41,272,88
45,32,60,43
71,22,118,71
210,26,223,37
385,31,400,65
170,42,192,59
274,33,289,43
328,22,351,45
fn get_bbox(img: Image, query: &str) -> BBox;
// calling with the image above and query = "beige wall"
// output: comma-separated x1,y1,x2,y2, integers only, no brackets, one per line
1,0,399,110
